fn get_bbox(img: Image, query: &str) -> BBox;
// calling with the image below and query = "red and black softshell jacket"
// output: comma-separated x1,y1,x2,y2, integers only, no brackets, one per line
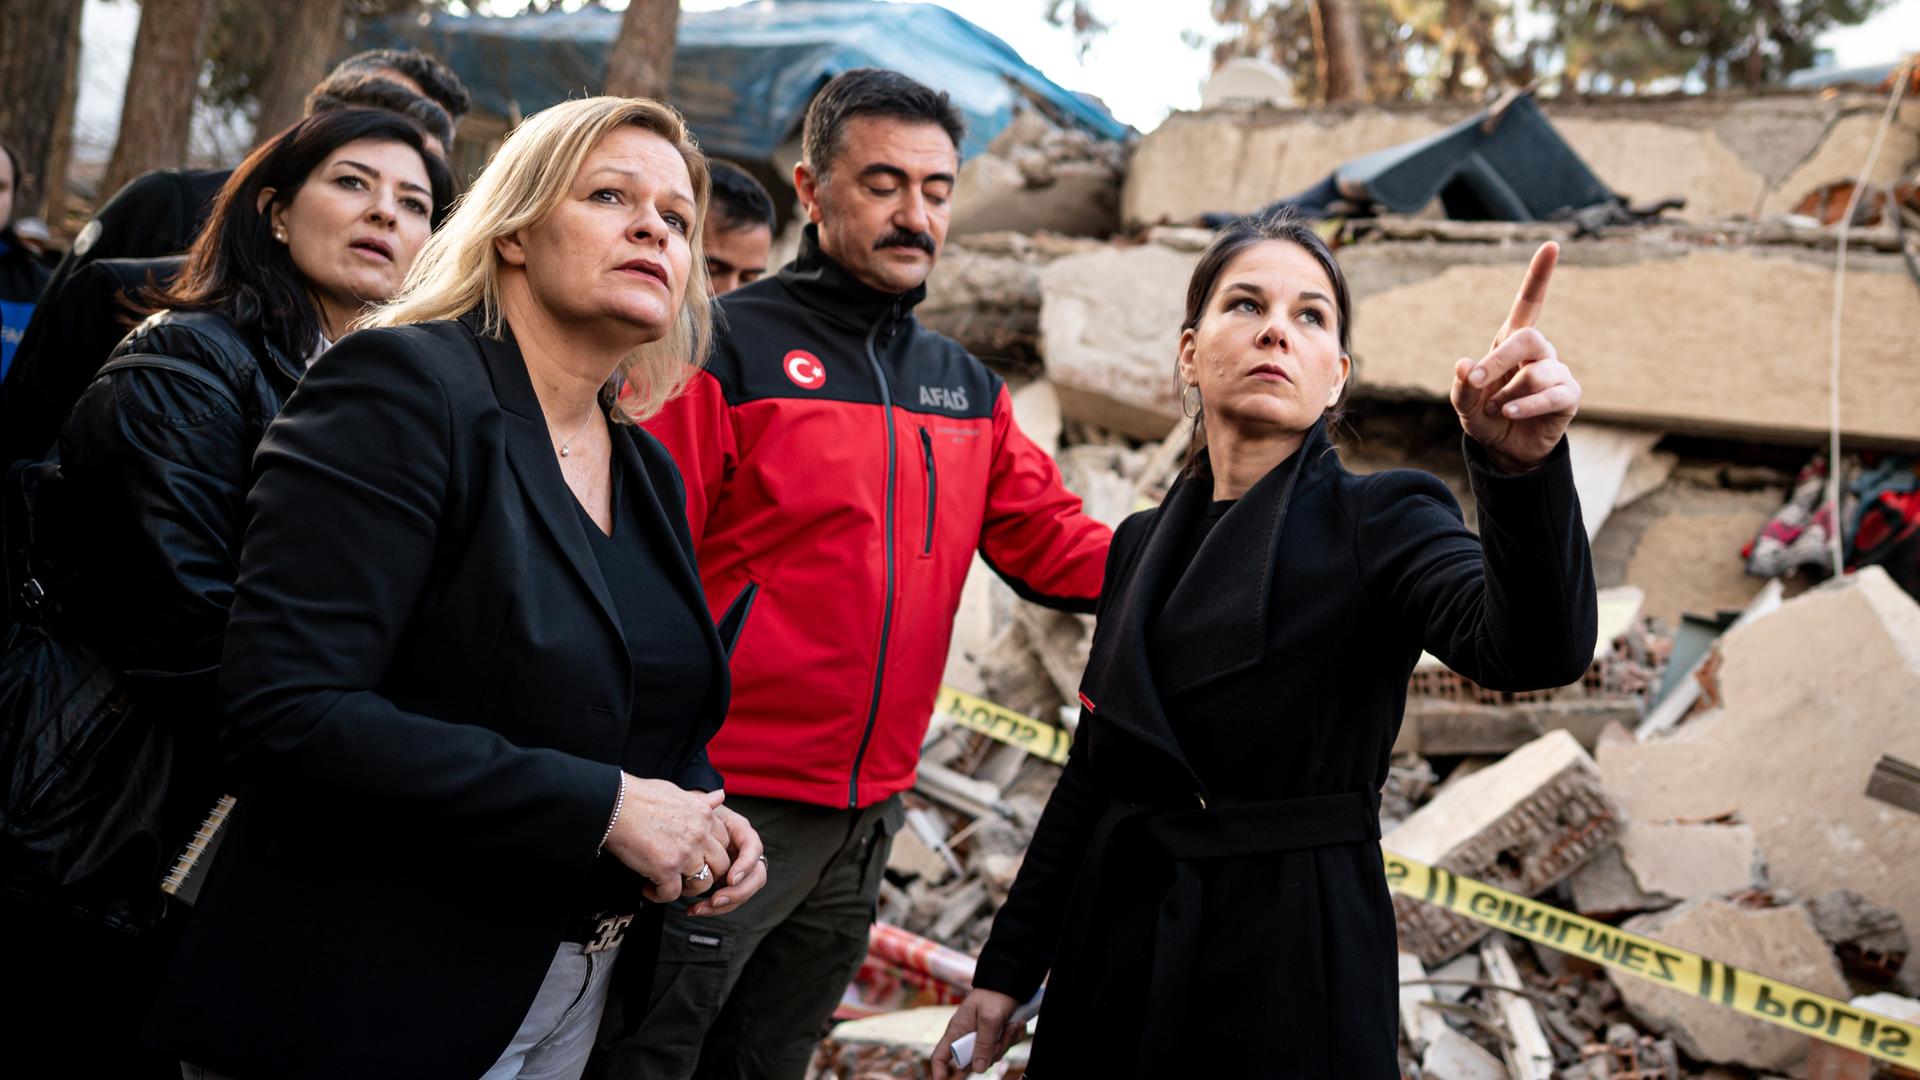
645,228,1112,809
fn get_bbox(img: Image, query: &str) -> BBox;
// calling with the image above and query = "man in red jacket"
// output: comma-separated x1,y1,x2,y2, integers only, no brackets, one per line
596,69,1112,1079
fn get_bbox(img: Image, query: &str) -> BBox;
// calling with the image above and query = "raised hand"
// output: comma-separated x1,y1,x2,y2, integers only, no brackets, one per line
1450,241,1582,472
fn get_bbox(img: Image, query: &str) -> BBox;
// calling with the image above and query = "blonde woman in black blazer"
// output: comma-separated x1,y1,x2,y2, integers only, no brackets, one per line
148,97,767,1080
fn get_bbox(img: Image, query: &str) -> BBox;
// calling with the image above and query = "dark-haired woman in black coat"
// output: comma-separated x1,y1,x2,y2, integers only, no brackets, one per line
936,213,1597,1078
1,109,449,1078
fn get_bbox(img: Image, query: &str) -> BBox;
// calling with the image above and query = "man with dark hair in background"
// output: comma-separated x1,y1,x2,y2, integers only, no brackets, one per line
703,159,775,296
0,48,468,464
592,67,1112,1080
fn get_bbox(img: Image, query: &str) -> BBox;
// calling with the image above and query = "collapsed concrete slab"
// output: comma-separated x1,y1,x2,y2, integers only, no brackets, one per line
950,107,1128,240
1122,94,1920,228
1569,845,1667,919
1807,889,1911,986
1570,820,1766,918
1599,568,1920,991
918,232,1107,373
1614,899,1850,1071
1397,697,1641,757
1037,242,1200,440
1620,821,1768,903
1340,243,1920,450
1385,730,1623,964
1032,234,1920,449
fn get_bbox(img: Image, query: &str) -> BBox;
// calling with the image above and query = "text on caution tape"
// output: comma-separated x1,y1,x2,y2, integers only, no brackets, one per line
1383,851,1918,1066
934,685,1072,765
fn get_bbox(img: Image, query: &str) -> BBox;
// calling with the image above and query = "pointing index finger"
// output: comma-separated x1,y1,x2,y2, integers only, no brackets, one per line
1496,241,1559,345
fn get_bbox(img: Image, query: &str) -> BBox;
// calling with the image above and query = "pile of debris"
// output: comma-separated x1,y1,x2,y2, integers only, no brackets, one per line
813,568,1920,1079
949,103,1132,241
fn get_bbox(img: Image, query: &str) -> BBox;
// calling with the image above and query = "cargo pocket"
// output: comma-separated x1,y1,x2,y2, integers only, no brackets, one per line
647,908,740,1017
862,794,908,911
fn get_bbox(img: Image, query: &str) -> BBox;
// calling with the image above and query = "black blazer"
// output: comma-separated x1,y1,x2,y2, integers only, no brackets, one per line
973,421,1597,1077
146,314,730,1080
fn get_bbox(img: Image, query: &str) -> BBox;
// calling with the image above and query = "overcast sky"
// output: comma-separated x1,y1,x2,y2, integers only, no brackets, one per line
71,0,1920,164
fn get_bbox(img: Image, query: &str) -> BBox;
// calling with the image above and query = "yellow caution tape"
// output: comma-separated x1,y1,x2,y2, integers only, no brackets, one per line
934,685,1072,765
1383,850,1920,1066
931,686,1916,1062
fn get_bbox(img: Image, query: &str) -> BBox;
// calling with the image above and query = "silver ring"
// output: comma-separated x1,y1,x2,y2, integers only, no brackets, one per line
688,864,712,883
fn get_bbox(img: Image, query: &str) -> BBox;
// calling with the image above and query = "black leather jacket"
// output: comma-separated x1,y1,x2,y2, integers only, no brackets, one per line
40,308,302,676
13,309,304,928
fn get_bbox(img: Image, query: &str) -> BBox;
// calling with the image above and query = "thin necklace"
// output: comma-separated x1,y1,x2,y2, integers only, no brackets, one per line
558,407,596,458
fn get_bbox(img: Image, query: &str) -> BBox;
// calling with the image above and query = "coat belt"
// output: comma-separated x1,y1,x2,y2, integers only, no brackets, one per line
1046,789,1381,1076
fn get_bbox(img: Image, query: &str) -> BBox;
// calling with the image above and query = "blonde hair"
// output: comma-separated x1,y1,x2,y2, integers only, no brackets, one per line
366,96,713,422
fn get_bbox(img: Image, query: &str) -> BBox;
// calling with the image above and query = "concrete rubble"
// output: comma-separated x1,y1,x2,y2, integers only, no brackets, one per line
1385,730,1624,965
1026,229,1920,448
1598,569,1920,982
950,105,1129,241
1808,890,1913,988
809,83,1920,1078
1570,820,1768,917
1801,992,1920,1080
1615,899,1852,1072
1121,95,1920,229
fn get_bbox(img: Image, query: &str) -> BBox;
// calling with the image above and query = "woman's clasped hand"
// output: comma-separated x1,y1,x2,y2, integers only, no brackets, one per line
603,779,767,910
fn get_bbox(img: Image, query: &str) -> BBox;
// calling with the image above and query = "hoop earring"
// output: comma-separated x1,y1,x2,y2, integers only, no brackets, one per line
1181,382,1202,419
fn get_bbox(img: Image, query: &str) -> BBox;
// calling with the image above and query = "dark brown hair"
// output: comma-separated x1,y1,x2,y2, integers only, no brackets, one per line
802,68,966,178
305,73,455,156
1178,208,1358,474
317,47,472,125
145,108,452,360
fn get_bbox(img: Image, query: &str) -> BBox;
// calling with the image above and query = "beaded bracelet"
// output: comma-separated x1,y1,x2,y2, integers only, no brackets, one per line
600,774,626,852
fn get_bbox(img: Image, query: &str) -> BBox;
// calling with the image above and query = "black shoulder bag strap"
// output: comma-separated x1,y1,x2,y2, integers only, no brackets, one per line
5,355,244,623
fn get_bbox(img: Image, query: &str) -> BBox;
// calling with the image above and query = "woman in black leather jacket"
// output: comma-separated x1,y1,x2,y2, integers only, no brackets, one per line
1,107,449,1077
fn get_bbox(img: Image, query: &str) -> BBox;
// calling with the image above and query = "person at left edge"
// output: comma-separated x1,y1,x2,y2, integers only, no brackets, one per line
0,107,450,1079
0,139,50,382
145,96,768,1080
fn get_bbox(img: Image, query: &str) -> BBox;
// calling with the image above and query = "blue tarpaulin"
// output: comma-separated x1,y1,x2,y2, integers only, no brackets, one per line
352,1,1129,164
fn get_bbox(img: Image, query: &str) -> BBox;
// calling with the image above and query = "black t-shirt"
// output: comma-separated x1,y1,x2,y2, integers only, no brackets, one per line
574,449,713,914
574,451,712,769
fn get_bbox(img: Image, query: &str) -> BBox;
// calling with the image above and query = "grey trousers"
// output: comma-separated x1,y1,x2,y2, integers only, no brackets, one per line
183,941,621,1080
481,941,624,1080
590,792,903,1080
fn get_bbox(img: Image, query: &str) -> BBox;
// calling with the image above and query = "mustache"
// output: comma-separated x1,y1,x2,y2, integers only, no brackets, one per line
874,228,936,254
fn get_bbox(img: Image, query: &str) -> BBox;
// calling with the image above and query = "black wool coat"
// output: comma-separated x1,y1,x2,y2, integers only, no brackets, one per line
971,421,1597,1078
144,314,729,1080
